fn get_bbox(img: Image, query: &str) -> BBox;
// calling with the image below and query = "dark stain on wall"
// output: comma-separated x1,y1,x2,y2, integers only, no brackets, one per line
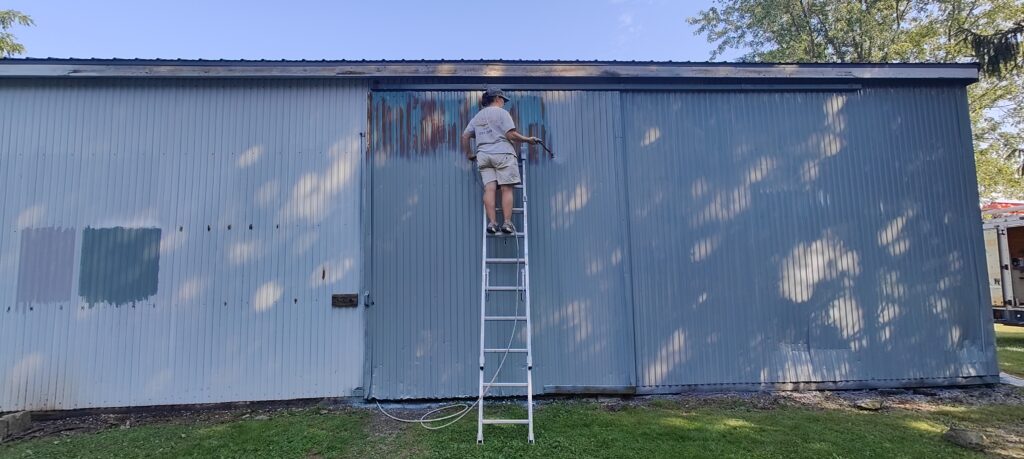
370,91,548,162
78,227,161,306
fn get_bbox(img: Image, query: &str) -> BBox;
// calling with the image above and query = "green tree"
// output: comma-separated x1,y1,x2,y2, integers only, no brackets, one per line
0,9,33,57
690,0,1024,201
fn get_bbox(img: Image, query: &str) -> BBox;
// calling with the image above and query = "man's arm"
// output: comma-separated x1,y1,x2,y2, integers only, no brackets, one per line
461,132,476,160
497,110,538,145
505,129,539,144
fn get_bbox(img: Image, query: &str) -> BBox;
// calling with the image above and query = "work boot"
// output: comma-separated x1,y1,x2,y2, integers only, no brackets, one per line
487,223,499,235
501,221,516,235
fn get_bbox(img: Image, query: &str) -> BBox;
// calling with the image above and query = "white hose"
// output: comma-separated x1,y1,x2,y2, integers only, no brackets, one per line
377,180,524,430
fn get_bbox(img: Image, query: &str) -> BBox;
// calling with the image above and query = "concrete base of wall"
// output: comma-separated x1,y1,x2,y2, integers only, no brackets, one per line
543,385,637,395
632,375,1002,394
539,375,1003,396
0,411,32,442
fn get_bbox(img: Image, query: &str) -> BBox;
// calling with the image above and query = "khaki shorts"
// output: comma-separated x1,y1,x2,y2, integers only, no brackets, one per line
476,153,521,186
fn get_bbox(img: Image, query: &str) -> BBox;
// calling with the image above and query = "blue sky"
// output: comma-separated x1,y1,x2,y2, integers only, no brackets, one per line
4,0,738,61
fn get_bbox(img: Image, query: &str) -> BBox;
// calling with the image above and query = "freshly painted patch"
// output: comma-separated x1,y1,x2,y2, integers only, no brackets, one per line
506,94,548,162
78,227,161,305
16,227,77,304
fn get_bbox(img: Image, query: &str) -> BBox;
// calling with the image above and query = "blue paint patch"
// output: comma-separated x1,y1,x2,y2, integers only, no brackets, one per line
78,227,161,305
507,95,548,163
16,227,77,305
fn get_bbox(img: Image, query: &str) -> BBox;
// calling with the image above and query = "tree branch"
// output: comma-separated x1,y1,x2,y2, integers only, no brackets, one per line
961,21,1024,77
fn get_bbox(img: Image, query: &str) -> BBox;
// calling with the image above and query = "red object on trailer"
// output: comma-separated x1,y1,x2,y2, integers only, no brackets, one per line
983,200,1024,215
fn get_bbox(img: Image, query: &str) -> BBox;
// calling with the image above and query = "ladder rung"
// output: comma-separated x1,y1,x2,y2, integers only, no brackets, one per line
486,258,526,264
484,315,528,321
494,207,525,213
486,382,529,388
486,232,525,237
513,184,524,189
486,286,525,291
484,348,528,353
482,419,530,425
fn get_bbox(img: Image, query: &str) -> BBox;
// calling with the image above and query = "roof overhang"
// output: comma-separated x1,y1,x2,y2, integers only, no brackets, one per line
0,59,979,82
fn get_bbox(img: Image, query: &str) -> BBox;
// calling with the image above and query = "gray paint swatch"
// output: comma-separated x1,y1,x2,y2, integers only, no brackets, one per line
16,227,77,304
79,227,161,305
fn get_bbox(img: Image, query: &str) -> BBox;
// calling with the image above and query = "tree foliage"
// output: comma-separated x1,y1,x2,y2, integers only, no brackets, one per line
689,0,1024,201
0,9,33,58
963,19,1023,76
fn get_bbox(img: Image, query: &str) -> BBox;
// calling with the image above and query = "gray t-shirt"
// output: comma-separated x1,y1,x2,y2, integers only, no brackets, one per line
463,106,517,156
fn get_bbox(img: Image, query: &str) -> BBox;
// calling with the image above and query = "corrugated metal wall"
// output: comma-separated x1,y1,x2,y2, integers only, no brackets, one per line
0,78,998,408
366,91,636,399
0,79,367,410
366,85,996,398
623,87,997,389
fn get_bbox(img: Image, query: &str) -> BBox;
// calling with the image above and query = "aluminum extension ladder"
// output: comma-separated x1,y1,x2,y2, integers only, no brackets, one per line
477,154,535,445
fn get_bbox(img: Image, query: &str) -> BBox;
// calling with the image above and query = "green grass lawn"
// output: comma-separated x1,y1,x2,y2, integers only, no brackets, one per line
996,324,1024,377
3,399,1021,458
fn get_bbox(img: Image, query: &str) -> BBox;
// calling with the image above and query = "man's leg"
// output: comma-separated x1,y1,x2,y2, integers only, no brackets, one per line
483,181,498,225
500,184,514,224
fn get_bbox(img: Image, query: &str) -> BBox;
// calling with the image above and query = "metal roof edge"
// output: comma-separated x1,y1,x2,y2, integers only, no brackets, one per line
0,59,980,82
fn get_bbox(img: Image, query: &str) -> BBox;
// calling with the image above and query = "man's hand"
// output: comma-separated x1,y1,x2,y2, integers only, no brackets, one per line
461,132,476,161
526,136,540,145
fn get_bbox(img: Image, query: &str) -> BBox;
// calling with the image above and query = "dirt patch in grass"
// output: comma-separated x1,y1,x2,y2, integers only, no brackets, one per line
780,386,1024,457
779,384,1024,411
366,407,417,437
5,400,327,443
554,384,1024,413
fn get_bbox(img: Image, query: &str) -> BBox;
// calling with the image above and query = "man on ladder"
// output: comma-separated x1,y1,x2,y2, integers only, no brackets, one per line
462,87,541,445
461,87,540,233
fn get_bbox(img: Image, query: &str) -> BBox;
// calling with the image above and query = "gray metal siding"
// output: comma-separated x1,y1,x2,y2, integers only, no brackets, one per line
366,91,635,399
0,77,997,408
623,87,997,389
0,79,367,410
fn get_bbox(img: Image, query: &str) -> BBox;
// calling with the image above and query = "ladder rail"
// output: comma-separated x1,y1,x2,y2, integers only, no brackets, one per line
521,157,536,444
477,213,487,444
